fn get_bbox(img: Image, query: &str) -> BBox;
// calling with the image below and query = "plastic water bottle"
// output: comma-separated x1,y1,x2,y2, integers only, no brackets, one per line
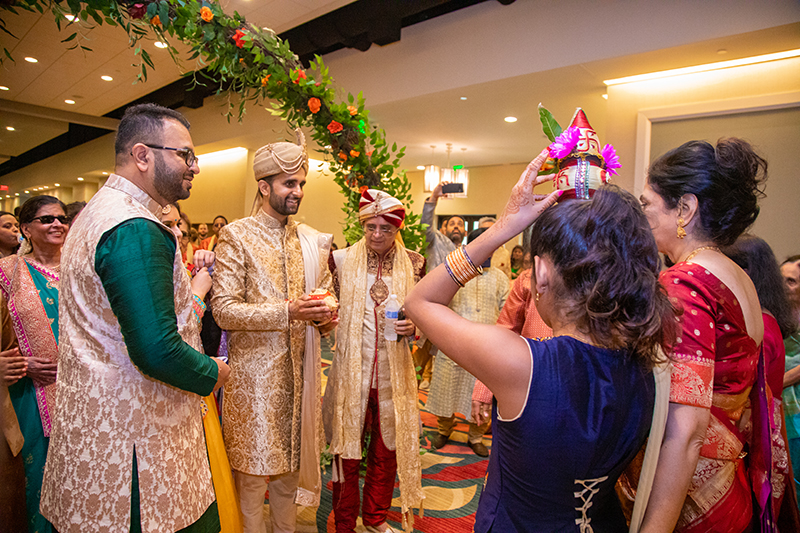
384,294,400,342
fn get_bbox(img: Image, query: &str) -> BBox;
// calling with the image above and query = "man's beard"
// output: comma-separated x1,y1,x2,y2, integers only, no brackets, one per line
267,186,300,216
153,152,190,202
448,231,463,245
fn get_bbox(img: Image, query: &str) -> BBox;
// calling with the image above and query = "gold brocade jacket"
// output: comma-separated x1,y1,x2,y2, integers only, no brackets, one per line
39,175,214,533
211,209,333,476
325,246,425,449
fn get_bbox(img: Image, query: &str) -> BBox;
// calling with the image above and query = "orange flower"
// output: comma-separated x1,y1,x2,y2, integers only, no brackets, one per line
308,97,321,114
151,15,161,26
239,58,244,63
338,152,348,161
347,105,357,116
293,69,307,84
366,150,374,157
200,6,213,22
350,150,360,158
233,29,246,48
327,121,343,134
261,74,270,86
359,185,368,193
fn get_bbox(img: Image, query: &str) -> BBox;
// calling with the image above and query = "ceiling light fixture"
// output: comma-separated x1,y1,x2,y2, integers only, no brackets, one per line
101,75,113,81
154,41,168,49
24,190,29,194
77,177,84,181
24,57,38,63
416,165,425,171
604,48,800,85
65,99,75,104
101,172,108,175
6,126,15,131
423,145,441,193
504,116,517,123
452,147,469,198
54,183,60,187
14,193,18,197
460,96,467,100
0,86,9,91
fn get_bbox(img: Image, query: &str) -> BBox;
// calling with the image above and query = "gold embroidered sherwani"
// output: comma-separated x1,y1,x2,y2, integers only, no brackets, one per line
40,175,214,533
212,209,332,476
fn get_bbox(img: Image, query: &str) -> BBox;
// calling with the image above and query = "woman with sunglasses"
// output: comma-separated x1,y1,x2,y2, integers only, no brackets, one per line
0,195,67,533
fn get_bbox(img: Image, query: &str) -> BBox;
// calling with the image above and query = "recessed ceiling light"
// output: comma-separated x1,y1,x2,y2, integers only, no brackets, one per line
504,116,517,123
65,14,76,21
24,190,29,194
0,86,8,91
5,195,9,199
65,99,76,104
6,126,15,131
460,96,467,100
416,165,425,170
101,172,108,175
101,75,113,81
77,177,84,181
54,183,61,187
602,94,608,100
154,41,168,49
14,193,18,197
24,57,38,63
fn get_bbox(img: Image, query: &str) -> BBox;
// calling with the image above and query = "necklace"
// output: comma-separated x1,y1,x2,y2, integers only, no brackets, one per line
683,245,720,263
559,332,597,346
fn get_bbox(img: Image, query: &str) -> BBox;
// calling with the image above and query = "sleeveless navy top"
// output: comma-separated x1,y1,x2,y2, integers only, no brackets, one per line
474,337,654,532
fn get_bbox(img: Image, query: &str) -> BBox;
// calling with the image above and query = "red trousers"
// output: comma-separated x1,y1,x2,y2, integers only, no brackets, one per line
332,387,398,532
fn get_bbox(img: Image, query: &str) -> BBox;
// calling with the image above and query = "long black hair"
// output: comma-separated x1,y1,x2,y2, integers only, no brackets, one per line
529,184,676,366
722,235,797,338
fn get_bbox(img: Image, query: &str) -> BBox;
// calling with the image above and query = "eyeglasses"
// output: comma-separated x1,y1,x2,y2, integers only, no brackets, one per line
32,215,69,225
364,225,396,236
143,144,196,167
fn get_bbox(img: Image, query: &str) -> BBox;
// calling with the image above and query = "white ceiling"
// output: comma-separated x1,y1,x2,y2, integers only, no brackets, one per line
1,0,799,184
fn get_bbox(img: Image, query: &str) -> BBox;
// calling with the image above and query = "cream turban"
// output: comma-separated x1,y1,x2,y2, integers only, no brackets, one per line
358,189,406,228
253,129,309,180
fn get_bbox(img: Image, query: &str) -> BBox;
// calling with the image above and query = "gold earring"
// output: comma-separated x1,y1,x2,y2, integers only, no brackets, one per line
535,291,540,302
676,217,687,239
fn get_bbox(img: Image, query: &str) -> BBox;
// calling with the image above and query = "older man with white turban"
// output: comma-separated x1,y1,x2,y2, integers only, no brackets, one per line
211,131,335,533
323,189,426,533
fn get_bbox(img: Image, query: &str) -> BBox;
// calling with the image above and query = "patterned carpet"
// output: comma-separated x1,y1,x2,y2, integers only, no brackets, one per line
279,337,490,532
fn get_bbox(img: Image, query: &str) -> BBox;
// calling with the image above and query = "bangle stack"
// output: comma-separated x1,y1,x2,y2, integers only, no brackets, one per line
444,245,483,288
191,294,207,328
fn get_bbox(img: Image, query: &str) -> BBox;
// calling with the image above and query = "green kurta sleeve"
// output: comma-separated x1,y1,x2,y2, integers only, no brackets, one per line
95,218,218,396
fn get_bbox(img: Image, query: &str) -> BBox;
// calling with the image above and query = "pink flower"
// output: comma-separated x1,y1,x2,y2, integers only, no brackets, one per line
129,3,146,19
601,143,621,175
547,127,580,159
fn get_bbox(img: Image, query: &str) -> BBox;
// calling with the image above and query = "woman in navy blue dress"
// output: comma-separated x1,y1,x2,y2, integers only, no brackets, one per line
405,149,676,532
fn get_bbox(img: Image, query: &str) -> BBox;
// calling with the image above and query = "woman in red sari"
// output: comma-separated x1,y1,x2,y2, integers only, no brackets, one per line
639,138,771,532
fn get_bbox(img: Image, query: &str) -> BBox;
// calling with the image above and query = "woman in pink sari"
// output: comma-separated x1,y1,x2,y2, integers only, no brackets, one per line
0,195,66,533
639,138,773,532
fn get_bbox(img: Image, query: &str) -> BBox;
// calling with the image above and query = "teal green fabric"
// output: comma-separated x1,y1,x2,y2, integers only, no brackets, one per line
95,218,217,395
8,263,59,533
130,447,220,533
784,333,800,440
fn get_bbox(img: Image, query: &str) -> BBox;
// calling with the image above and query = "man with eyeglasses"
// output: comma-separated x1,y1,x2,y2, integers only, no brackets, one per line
40,103,230,533
211,131,335,533
323,189,425,533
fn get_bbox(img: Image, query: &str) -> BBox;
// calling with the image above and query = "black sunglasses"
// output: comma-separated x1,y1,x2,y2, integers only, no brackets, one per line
142,144,196,167
32,215,69,225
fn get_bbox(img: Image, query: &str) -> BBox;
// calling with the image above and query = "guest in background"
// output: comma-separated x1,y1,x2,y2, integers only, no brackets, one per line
198,222,210,240
639,138,772,532
781,254,800,512
782,256,800,325
0,195,67,533
509,245,524,279
0,211,20,257
64,201,86,226
723,234,799,526
202,215,228,251
427,227,508,457
478,216,512,278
